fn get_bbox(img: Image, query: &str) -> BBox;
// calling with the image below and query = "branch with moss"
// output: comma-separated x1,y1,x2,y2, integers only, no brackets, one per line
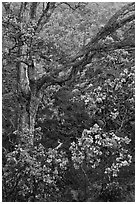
35,2,56,32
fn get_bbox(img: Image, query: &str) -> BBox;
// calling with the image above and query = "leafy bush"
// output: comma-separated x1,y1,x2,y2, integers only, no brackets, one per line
2,143,68,201
70,124,132,180
2,2,135,202
99,181,124,201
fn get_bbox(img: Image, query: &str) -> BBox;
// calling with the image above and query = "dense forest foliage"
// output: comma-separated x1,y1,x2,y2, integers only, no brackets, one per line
2,2,135,201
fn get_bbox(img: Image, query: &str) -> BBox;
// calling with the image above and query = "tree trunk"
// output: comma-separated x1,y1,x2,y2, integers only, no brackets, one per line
29,89,43,146
17,61,43,146
18,89,43,146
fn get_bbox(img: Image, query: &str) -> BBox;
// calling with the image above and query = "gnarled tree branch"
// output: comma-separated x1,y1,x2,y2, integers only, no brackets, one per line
30,3,38,19
60,2,84,11
36,2,56,32
36,2,135,91
2,2,11,14
70,2,135,63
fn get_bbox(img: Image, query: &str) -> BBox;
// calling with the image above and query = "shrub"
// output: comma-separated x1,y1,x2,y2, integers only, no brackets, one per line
2,143,68,201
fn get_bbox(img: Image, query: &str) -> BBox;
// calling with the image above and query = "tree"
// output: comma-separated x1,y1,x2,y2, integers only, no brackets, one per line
2,2,135,147
2,2,135,202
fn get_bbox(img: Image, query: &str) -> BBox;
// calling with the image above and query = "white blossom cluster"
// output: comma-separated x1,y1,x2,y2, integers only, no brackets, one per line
69,124,132,178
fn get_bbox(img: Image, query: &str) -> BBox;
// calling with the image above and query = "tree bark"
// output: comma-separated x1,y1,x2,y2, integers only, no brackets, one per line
29,89,43,146
18,86,43,146
3,2,134,147
16,57,43,146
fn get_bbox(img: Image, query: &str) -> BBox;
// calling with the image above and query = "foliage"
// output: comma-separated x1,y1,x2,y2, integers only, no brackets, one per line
34,52,135,201
2,2,135,202
70,124,132,176
3,143,68,201
99,181,124,202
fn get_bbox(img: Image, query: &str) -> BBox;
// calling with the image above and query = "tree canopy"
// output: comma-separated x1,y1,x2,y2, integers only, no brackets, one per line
2,2,135,202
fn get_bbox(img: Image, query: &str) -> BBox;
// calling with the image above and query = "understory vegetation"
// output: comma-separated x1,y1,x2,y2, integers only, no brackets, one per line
2,2,135,202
